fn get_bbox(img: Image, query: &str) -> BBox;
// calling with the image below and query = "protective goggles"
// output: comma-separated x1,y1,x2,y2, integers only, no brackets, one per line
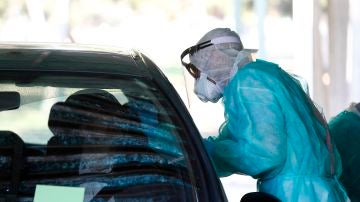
180,36,243,79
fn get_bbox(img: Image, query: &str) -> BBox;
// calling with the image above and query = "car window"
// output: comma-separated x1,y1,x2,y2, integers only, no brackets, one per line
0,74,200,201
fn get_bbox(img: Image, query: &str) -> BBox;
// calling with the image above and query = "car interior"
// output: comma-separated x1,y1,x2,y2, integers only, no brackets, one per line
0,88,196,201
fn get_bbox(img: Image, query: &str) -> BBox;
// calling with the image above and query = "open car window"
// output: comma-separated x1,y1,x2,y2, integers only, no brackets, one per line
0,73,200,201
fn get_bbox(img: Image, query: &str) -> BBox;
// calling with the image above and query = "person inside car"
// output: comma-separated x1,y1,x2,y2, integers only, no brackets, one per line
180,27,349,201
329,102,360,202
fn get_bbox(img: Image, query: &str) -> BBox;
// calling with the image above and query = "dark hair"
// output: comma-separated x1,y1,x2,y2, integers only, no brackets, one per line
355,103,360,113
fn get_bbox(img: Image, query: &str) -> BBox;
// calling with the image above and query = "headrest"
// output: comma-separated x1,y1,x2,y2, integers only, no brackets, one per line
0,131,23,146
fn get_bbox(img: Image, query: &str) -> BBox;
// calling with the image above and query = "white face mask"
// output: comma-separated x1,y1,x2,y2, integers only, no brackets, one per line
194,73,223,103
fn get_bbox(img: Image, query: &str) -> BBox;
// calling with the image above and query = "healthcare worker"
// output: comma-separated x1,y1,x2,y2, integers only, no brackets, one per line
180,28,349,202
329,102,360,202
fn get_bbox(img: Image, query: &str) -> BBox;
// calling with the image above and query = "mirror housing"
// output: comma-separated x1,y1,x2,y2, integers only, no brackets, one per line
0,92,20,111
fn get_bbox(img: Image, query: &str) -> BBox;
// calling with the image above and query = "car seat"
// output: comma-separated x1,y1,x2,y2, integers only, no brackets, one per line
0,131,24,201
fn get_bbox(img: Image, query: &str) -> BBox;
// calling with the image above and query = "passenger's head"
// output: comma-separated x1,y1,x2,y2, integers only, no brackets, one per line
48,89,122,136
65,89,120,112
180,28,255,103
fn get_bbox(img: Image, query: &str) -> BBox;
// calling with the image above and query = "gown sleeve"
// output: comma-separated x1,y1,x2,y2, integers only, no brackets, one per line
203,68,287,178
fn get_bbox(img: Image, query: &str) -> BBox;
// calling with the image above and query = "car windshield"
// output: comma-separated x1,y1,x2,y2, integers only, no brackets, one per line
0,73,199,201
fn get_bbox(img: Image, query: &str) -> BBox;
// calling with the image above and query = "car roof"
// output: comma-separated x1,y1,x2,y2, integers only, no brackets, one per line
0,43,152,78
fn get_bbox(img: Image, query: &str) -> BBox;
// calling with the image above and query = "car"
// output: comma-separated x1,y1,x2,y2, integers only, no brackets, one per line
0,44,227,201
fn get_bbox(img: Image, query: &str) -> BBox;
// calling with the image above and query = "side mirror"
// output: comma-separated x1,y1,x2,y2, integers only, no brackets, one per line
0,92,20,111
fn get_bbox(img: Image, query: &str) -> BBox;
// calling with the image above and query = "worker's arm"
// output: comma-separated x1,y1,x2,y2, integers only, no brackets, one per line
204,68,286,179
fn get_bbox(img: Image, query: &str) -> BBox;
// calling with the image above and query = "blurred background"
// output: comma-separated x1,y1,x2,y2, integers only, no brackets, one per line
0,0,358,201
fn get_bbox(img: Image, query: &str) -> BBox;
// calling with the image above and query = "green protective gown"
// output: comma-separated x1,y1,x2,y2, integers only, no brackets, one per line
329,108,360,202
203,59,349,201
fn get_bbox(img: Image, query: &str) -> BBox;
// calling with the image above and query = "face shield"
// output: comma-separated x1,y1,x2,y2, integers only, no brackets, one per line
180,36,242,81
181,36,244,103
